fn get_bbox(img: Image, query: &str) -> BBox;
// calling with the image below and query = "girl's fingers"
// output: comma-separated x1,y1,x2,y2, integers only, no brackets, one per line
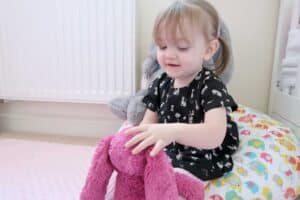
150,140,166,157
125,125,147,135
124,132,148,148
131,136,155,155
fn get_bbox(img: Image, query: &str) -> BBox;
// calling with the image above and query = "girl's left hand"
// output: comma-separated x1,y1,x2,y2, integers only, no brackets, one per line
124,124,178,157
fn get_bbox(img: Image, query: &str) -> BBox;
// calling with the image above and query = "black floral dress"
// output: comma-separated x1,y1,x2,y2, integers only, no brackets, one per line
142,67,239,181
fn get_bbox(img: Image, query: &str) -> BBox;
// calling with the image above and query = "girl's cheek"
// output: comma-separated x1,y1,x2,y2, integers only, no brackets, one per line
157,55,164,66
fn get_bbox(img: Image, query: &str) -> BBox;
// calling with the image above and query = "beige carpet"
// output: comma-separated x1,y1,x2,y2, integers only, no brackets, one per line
0,137,96,200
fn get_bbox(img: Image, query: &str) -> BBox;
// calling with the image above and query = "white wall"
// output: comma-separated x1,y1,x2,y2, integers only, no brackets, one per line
137,0,280,113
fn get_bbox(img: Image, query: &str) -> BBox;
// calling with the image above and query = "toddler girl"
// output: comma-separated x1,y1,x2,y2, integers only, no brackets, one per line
125,0,239,181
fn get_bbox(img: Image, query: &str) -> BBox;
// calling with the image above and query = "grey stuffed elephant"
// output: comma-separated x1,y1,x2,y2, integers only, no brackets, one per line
109,20,234,125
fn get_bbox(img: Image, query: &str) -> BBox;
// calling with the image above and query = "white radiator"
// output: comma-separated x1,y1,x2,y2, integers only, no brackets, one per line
0,0,136,103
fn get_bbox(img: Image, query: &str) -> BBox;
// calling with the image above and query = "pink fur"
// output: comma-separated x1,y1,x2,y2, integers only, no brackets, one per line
80,130,204,200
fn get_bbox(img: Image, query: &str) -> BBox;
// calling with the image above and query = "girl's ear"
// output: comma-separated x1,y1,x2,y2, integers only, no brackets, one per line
203,39,219,61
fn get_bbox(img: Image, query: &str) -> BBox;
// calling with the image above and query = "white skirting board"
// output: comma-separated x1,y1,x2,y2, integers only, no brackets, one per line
0,101,123,137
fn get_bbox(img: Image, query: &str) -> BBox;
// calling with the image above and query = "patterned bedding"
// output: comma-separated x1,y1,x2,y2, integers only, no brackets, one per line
205,105,300,200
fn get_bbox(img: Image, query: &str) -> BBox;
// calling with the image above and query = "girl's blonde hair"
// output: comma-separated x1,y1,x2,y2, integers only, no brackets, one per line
153,0,230,75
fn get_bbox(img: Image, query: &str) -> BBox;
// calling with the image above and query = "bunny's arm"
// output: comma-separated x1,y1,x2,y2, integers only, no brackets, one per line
80,135,114,200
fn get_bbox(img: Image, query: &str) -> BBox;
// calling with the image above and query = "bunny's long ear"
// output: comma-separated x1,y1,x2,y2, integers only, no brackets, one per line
144,150,179,200
80,135,114,200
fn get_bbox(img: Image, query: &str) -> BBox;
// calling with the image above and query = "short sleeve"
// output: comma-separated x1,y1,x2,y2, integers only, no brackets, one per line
200,76,238,113
142,76,162,112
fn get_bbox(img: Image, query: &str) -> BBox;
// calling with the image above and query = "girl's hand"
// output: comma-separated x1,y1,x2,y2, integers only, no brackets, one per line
124,124,178,156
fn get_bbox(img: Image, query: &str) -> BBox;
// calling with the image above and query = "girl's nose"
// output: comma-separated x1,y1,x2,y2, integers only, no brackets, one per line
165,48,177,59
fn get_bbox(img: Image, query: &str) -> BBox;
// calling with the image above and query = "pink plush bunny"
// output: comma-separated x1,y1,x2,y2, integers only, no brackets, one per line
80,129,205,200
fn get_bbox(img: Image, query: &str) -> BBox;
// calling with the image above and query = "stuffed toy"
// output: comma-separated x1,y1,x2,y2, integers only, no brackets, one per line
109,20,234,125
80,128,205,200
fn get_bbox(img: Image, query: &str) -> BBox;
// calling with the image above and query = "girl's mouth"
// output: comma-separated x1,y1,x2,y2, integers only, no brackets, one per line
167,63,180,67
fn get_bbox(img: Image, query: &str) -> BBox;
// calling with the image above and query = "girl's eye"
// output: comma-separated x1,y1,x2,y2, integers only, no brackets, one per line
178,47,189,51
159,46,167,50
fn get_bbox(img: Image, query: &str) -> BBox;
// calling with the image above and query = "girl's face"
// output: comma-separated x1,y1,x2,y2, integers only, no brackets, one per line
156,21,209,86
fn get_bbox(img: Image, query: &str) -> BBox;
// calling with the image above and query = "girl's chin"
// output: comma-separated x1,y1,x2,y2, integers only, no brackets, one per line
165,71,181,78
163,67,184,76
165,66,181,71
